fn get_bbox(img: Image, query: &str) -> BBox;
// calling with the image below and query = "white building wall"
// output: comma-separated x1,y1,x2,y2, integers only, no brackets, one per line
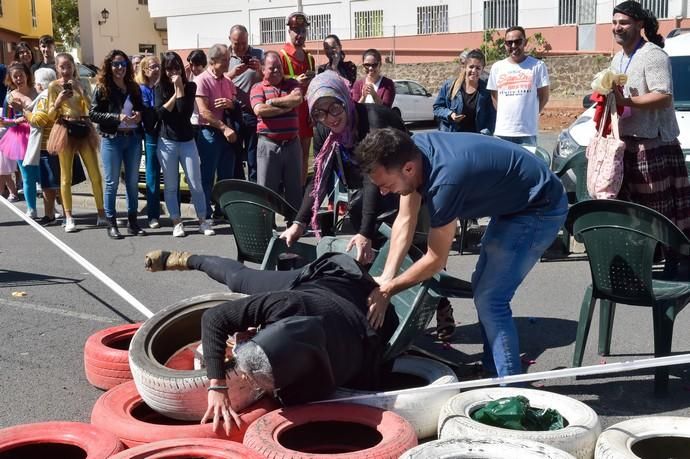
78,0,166,65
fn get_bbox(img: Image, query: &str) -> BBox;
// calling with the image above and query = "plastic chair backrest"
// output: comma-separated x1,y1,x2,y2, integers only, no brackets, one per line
555,149,589,203
524,145,551,168
212,180,298,264
566,200,690,304
369,228,442,360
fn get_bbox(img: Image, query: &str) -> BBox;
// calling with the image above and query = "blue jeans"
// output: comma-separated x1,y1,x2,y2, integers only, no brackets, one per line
17,162,39,211
497,135,537,147
471,193,568,377
157,137,206,221
144,133,161,220
197,127,236,219
101,133,142,218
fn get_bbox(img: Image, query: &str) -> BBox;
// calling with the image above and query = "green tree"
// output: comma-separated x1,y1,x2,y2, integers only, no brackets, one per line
52,0,79,49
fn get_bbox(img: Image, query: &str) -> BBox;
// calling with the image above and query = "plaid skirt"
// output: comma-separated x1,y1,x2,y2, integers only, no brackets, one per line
618,137,690,234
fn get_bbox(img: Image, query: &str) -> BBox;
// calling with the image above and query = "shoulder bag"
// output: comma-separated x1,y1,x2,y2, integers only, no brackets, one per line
586,93,626,199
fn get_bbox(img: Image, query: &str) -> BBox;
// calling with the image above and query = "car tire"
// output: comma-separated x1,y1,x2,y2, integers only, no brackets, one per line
128,292,262,421
595,416,690,459
438,387,601,459
108,438,263,459
0,421,124,458
91,380,279,447
84,323,141,390
331,355,458,439
400,437,576,458
243,402,417,458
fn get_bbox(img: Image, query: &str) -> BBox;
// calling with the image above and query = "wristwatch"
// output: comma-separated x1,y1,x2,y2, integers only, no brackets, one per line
266,99,273,106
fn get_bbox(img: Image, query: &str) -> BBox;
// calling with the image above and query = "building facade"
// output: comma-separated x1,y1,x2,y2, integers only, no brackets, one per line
78,0,168,66
0,0,53,64
148,0,689,63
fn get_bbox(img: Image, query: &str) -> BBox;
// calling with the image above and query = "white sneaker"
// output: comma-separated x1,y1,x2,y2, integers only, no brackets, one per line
148,218,160,229
26,208,37,219
172,222,185,237
96,216,109,227
64,217,77,233
199,220,215,236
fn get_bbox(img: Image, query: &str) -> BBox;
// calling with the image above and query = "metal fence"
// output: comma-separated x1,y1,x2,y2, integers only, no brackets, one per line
308,13,332,42
639,0,669,18
483,0,519,30
259,16,285,44
559,0,577,25
354,9,384,38
417,4,449,34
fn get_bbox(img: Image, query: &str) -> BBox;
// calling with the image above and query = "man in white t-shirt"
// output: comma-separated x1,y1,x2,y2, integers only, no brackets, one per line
487,26,550,147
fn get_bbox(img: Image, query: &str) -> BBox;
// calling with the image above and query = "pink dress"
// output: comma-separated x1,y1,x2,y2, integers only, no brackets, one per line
0,121,30,161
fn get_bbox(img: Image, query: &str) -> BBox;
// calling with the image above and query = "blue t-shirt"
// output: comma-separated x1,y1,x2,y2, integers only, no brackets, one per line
416,132,564,227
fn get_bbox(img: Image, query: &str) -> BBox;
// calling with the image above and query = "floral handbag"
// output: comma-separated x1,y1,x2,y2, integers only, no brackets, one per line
586,93,625,199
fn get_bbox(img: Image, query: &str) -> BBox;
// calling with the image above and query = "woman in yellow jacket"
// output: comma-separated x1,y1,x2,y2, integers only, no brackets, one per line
45,52,105,233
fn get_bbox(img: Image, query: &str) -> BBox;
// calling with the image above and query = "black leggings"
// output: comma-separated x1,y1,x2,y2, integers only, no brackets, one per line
187,255,301,294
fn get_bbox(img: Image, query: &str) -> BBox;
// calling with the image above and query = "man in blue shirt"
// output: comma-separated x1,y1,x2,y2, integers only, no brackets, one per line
356,128,567,377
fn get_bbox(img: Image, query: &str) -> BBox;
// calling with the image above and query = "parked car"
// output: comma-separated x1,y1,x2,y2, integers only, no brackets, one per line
552,32,690,191
392,79,436,123
137,153,190,199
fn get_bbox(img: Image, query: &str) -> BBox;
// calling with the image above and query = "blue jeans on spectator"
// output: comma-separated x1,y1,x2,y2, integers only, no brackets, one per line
17,162,40,212
497,135,537,147
471,193,567,377
157,137,206,221
197,126,236,219
101,133,142,218
144,133,160,221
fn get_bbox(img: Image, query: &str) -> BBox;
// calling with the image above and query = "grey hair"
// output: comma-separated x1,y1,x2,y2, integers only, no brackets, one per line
33,67,57,89
207,43,229,62
233,341,275,392
262,50,281,65
229,24,248,35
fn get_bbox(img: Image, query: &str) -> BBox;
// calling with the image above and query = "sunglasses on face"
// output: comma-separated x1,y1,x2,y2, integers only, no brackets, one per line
148,64,161,70
505,39,524,47
362,62,379,69
311,102,345,123
290,28,307,35
111,61,128,69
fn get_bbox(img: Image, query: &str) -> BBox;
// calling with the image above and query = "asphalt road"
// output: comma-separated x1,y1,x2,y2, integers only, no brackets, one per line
1,129,690,433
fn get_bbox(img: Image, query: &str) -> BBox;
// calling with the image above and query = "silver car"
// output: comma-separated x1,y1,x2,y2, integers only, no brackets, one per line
393,79,436,123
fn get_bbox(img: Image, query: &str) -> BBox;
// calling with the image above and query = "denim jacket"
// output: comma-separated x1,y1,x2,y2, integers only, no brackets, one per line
433,78,495,134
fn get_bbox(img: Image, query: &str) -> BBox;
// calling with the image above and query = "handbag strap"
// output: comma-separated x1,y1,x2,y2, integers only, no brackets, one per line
608,95,621,141
597,94,612,138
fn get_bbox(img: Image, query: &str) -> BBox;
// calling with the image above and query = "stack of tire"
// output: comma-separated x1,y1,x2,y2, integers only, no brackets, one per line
595,416,690,458
433,387,602,459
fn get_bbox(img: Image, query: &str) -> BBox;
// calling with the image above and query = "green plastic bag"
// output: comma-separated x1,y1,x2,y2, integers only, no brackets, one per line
470,395,565,431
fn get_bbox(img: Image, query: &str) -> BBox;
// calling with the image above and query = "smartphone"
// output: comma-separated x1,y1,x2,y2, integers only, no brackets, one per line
63,82,73,91
241,55,252,65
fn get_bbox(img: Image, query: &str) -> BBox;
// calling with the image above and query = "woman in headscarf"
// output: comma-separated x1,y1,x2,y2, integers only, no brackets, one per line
280,70,406,264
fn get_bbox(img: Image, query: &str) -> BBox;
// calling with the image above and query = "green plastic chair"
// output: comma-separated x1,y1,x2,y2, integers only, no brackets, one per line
212,179,300,266
554,149,589,254
566,199,690,394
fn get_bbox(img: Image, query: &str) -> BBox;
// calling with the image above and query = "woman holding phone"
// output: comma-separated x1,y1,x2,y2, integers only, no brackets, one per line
433,49,495,134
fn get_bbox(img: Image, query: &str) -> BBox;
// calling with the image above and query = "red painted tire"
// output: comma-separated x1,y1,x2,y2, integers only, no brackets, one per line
91,380,279,447
109,438,263,458
0,421,124,457
83,323,141,390
243,403,417,458
164,341,199,370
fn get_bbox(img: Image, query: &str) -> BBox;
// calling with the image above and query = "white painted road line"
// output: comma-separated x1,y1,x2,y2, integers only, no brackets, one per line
0,298,116,324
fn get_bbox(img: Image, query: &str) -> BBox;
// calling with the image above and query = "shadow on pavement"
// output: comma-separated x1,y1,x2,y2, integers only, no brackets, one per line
0,269,80,288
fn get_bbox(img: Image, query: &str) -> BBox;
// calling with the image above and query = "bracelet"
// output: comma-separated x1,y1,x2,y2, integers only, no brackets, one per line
207,385,229,391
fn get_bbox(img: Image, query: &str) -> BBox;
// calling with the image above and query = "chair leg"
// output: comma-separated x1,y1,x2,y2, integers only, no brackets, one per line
652,303,676,396
598,301,616,356
573,285,596,367
457,219,468,255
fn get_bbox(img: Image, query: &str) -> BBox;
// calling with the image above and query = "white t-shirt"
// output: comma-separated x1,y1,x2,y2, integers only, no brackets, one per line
487,55,549,137
118,96,135,130
364,76,383,104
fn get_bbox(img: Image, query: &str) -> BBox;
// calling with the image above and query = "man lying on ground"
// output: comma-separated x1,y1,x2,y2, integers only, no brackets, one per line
145,250,397,435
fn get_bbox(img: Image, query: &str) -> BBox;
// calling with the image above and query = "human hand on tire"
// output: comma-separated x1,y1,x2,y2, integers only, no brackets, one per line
201,385,242,435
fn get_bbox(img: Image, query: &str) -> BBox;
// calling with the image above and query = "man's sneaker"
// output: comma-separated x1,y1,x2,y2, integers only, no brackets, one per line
199,220,215,236
96,216,109,227
172,222,185,237
26,208,37,219
64,217,77,233
148,218,160,229
7,194,18,202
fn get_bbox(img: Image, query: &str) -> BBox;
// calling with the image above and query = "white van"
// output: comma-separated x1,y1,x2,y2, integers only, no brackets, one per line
552,32,690,188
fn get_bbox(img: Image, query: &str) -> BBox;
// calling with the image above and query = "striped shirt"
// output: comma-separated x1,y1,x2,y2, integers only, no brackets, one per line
250,78,300,141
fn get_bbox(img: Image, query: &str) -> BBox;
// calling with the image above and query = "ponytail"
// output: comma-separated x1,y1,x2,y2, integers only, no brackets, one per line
643,12,664,48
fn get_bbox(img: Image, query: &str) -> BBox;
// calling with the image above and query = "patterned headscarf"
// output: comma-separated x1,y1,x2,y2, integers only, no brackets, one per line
305,70,357,236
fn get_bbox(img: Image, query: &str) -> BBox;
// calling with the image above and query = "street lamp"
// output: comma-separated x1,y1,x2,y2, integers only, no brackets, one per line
98,8,110,26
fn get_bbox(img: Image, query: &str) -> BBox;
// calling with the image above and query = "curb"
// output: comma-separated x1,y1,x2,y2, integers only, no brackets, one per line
70,192,200,220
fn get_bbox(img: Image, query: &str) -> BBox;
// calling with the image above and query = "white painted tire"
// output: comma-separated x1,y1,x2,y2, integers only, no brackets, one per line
129,293,262,421
438,387,601,459
595,416,690,459
400,437,576,458
332,355,458,439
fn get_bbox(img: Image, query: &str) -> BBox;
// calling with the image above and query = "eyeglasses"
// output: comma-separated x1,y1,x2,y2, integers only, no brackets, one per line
504,39,524,47
290,27,307,35
362,62,379,69
311,102,345,123
111,61,128,69
148,64,160,70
